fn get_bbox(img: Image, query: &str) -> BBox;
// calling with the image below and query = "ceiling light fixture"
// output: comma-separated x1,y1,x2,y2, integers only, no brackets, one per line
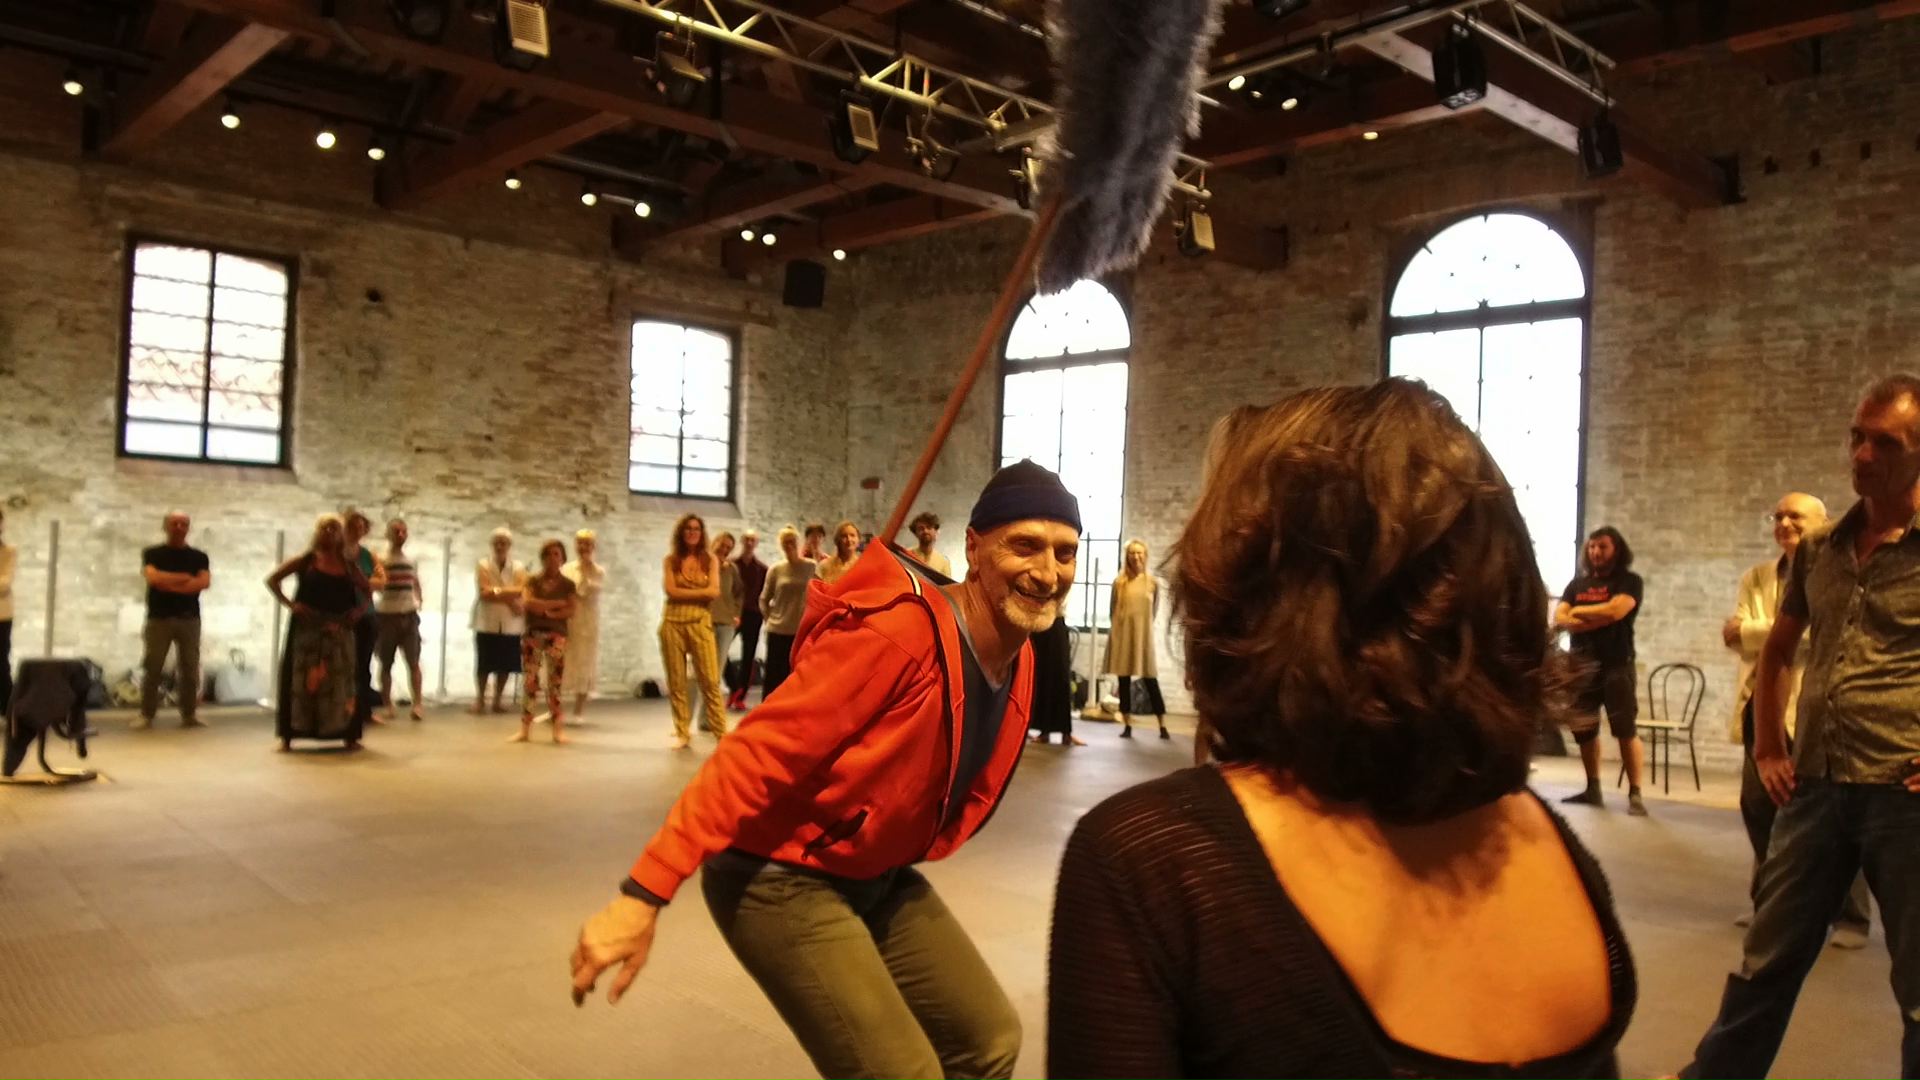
61,69,85,97
366,136,389,161
1433,23,1488,110
580,190,598,207
1281,95,1300,110
1227,74,1248,92
829,91,880,165
832,249,847,261
1362,130,1380,141
315,128,338,150
219,99,242,129
633,200,652,218
760,232,777,247
504,170,523,190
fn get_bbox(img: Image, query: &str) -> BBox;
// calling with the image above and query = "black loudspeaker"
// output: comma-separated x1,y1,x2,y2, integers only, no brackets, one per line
783,259,827,308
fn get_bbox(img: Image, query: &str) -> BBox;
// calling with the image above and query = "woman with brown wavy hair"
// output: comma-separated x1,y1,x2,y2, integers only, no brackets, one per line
1047,379,1635,1078
659,513,729,749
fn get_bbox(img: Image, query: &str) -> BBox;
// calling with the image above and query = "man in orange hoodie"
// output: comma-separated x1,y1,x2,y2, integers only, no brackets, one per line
570,460,1081,1078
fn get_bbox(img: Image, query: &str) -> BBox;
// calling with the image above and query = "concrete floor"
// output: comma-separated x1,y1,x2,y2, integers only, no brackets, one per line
0,700,1903,1078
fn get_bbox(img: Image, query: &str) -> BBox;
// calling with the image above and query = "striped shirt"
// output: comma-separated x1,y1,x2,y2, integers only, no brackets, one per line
378,553,420,614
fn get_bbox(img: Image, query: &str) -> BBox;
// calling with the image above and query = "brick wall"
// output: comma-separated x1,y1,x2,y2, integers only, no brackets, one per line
0,53,855,700
839,20,1920,772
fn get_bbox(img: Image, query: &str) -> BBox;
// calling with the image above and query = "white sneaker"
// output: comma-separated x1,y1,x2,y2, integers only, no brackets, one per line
668,734,690,750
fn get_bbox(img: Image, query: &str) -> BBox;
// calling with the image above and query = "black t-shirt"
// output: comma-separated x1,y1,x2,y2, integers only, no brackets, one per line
144,544,210,619
1560,570,1643,668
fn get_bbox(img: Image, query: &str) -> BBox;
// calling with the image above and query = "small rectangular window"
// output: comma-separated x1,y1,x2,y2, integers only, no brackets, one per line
120,238,296,466
630,319,737,500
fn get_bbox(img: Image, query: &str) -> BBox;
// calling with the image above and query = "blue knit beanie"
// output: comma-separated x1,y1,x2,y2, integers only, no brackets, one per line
968,460,1082,535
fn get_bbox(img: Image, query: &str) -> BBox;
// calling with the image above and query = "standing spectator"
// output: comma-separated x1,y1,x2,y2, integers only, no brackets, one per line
138,510,211,730
1552,526,1648,815
727,530,768,711
267,513,365,752
659,514,729,749
704,531,743,734
801,522,827,562
1107,539,1167,740
342,508,384,728
562,529,606,726
1725,492,1871,944
908,511,954,577
759,525,816,700
0,507,14,717
816,520,861,585
375,518,425,722
513,539,576,745
1028,617,1083,746
1047,382,1630,1077
1683,376,1920,1078
472,528,526,715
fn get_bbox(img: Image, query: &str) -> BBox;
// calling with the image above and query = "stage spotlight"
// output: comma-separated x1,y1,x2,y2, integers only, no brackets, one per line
495,0,550,71
650,32,707,108
829,91,880,164
1433,24,1487,110
1578,109,1624,178
316,128,338,150
1012,152,1043,211
1175,202,1214,257
387,0,450,41
1254,0,1310,19
504,170,523,190
633,200,652,218
219,99,242,129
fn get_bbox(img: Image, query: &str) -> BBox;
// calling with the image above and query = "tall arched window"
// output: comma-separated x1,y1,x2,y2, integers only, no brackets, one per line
1387,211,1589,592
999,279,1129,629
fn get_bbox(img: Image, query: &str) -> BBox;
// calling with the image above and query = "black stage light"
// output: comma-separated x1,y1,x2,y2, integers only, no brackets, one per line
829,91,880,164
1578,109,1624,178
1432,25,1487,110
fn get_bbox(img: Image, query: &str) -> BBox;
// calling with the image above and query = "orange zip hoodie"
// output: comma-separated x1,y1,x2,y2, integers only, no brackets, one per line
628,543,1034,902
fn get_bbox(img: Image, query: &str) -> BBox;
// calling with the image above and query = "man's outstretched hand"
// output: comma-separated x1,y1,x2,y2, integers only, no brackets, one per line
570,895,660,1006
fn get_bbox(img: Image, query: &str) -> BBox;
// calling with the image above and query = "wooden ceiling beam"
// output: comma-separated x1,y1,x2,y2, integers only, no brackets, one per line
139,1,196,56
423,72,493,134
638,166,888,250
1358,29,1730,208
168,0,1026,214
100,17,287,158
1598,0,1920,74
380,102,629,210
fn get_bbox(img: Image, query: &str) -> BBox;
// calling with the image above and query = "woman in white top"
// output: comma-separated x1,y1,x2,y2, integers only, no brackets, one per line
472,527,527,715
0,507,15,715
562,529,606,725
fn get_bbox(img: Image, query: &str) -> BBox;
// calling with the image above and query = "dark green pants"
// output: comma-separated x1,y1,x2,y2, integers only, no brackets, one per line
701,855,1021,1079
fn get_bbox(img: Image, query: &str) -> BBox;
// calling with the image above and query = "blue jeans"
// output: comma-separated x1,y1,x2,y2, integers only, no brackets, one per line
1685,778,1920,1078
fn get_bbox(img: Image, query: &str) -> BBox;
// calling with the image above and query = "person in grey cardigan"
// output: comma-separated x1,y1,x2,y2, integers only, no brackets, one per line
758,525,816,700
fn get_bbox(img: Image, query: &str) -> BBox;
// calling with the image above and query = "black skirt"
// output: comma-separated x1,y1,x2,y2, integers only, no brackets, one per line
1030,619,1074,736
475,632,522,676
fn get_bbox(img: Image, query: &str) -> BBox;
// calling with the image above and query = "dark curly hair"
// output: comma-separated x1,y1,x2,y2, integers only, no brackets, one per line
1583,526,1633,574
1172,379,1572,824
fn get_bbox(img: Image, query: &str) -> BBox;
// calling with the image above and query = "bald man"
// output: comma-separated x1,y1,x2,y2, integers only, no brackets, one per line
1723,491,1869,946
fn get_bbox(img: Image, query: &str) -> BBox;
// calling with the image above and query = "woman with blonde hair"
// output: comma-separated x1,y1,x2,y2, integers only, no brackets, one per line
562,529,605,725
267,513,368,752
703,530,743,733
815,519,862,584
1106,538,1167,740
660,514,729,749
1047,380,1631,1076
758,524,816,699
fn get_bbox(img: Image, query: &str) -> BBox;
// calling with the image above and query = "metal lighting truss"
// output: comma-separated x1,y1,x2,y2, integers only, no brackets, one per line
587,0,1212,197
1203,0,1616,107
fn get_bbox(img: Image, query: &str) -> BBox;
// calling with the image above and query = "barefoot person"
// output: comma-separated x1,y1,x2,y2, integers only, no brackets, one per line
513,539,576,745
570,460,1081,1079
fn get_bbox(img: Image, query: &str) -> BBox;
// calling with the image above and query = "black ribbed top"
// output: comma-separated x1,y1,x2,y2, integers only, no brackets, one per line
1046,767,1636,1079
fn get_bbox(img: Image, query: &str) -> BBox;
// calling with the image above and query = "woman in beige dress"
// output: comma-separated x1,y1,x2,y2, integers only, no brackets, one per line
1106,539,1167,739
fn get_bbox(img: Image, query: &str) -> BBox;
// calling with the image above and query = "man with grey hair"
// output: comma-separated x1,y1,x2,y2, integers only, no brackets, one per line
1685,375,1920,1077
1723,491,1871,946
138,510,211,730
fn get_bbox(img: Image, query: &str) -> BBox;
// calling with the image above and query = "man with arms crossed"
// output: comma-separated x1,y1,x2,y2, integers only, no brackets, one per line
138,510,211,730
570,461,1081,1079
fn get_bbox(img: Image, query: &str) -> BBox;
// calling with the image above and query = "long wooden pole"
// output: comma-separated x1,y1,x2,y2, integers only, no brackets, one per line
879,195,1063,544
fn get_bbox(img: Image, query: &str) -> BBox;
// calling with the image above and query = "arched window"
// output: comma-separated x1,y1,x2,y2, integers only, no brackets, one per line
999,280,1129,629
1387,211,1589,592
